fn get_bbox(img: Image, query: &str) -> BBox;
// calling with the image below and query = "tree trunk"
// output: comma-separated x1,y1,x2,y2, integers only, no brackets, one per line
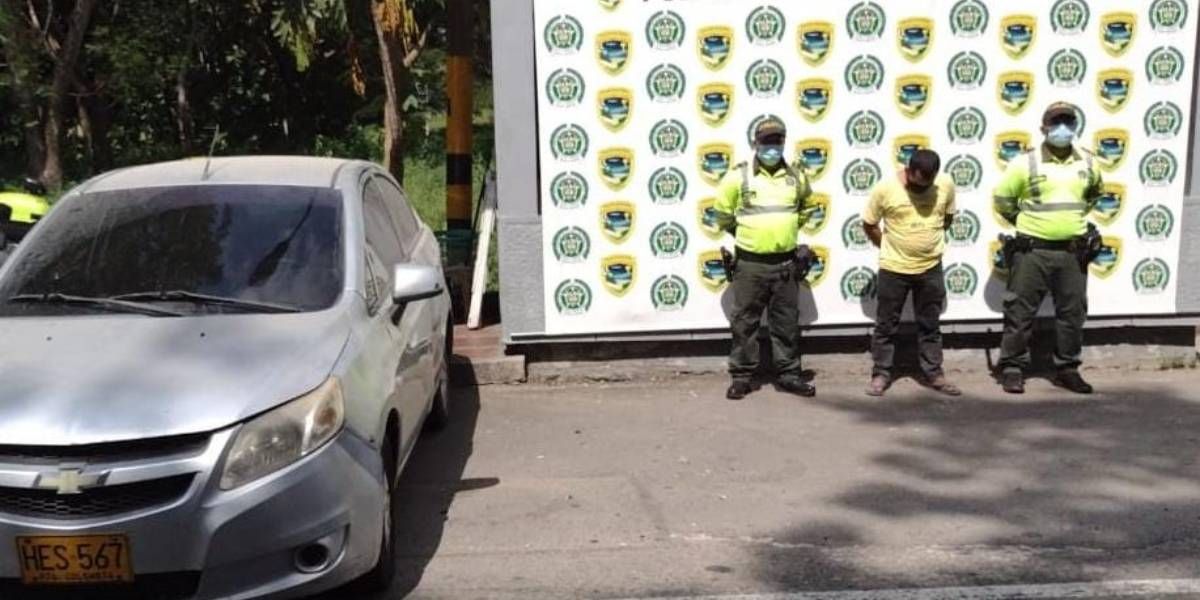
0,0,46,177
39,0,99,191
371,0,408,183
75,76,112,171
175,2,196,156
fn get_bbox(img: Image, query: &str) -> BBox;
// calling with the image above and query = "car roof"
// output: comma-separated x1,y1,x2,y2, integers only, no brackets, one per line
77,156,368,194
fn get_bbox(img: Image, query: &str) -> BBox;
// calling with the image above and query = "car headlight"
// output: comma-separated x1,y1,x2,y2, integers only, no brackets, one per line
220,377,345,490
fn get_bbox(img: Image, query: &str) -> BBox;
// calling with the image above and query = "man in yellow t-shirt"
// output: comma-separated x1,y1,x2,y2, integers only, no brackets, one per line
861,149,960,397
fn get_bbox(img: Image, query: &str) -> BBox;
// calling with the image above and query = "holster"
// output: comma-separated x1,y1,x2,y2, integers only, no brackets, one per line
1072,223,1103,273
996,234,1030,272
721,247,738,281
793,244,815,282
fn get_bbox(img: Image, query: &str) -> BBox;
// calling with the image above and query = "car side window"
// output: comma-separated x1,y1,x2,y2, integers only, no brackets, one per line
362,245,385,315
362,179,407,269
373,175,422,252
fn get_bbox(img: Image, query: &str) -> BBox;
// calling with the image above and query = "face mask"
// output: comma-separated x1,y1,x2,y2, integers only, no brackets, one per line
757,145,784,167
1046,124,1076,148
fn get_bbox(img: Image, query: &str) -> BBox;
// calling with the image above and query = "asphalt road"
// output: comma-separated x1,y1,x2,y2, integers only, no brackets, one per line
318,368,1200,599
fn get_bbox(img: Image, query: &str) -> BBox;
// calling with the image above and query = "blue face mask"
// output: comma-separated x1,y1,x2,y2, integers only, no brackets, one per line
1046,124,1076,148
757,144,784,167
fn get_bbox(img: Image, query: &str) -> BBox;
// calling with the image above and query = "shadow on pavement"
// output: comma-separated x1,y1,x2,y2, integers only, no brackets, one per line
749,379,1200,592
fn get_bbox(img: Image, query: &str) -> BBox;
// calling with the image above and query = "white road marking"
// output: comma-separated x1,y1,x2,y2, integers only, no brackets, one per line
617,579,1200,600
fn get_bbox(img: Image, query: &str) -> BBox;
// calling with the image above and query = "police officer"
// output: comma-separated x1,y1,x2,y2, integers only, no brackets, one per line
993,102,1102,395
715,117,815,400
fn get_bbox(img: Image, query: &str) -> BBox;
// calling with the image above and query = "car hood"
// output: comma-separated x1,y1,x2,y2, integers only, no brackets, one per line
0,310,351,446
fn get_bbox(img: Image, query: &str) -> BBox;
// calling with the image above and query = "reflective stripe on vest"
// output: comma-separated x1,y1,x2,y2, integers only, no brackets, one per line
1020,150,1090,214
737,162,804,214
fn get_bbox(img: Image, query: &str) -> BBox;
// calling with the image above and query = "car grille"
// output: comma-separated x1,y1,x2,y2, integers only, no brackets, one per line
0,433,210,466
0,475,195,520
0,572,200,600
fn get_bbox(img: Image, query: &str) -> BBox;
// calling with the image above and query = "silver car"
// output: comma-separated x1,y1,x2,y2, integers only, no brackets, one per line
0,157,453,599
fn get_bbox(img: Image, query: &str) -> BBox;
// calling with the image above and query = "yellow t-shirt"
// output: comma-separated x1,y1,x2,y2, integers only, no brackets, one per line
862,174,956,275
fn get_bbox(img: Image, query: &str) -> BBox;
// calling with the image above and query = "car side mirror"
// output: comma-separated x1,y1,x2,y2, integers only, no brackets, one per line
390,264,443,323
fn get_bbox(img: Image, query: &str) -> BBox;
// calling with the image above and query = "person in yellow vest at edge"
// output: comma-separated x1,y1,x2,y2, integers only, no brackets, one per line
862,149,962,398
714,117,816,400
993,102,1103,395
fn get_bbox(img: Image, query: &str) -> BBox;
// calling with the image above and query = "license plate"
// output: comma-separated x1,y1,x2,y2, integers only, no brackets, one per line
16,534,133,585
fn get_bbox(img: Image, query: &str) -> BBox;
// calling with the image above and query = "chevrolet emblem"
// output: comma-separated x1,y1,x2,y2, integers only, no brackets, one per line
35,466,107,495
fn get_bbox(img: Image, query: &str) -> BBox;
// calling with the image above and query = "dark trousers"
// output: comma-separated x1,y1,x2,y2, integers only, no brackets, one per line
728,259,801,382
871,264,946,380
999,248,1087,374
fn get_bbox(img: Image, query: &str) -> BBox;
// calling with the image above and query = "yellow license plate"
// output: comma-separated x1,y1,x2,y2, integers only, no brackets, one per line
16,534,133,585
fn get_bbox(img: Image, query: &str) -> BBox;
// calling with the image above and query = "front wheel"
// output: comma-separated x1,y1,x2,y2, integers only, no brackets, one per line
356,439,398,591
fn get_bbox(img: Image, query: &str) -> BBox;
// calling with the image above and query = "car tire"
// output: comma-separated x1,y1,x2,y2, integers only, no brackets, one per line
356,437,399,592
425,319,452,431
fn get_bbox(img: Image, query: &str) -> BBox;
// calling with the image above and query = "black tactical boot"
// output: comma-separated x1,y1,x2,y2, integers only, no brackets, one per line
1054,370,1094,394
776,376,816,398
1001,371,1025,394
726,380,754,400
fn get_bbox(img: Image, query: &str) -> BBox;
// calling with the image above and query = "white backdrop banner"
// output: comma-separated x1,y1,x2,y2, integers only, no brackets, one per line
533,0,1197,335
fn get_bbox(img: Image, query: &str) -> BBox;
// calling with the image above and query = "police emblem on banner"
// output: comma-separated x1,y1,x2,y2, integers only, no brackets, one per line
841,267,878,302
1047,49,1088,87
746,59,785,98
550,171,589,209
796,138,833,181
1093,129,1130,172
1000,15,1037,59
698,83,734,127
545,15,584,54
797,78,833,123
1101,12,1136,57
600,201,636,243
698,197,724,240
1146,46,1186,85
555,279,592,316
596,30,632,75
995,131,1032,168
1133,258,1171,295
551,124,589,161
1145,101,1184,139
1149,0,1189,33
552,227,591,264
598,87,633,132
1051,0,1090,35
699,143,734,186
1092,182,1125,226
847,2,887,41
647,64,687,102
946,154,984,192
846,110,886,148
649,120,689,159
1097,68,1133,113
898,17,934,62
895,74,932,119
893,134,931,167
944,264,979,301
601,255,638,297
998,71,1034,115
1139,150,1179,187
650,222,689,259
747,5,786,45
845,55,885,94
1136,205,1175,242
598,147,634,190
698,250,729,292
647,11,686,51
798,21,834,66
948,107,987,145
807,246,831,288
947,211,982,247
547,69,586,107
843,158,883,196
698,26,734,71
747,114,785,146
648,167,688,206
948,51,988,90
651,276,689,312
1089,236,1122,279
841,216,871,251
802,193,832,236
599,0,621,11
950,0,990,37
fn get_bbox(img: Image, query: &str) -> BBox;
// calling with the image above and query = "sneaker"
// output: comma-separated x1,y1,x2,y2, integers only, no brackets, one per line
926,374,962,397
1054,371,1094,394
776,376,816,397
1001,371,1025,394
726,380,754,400
866,375,889,397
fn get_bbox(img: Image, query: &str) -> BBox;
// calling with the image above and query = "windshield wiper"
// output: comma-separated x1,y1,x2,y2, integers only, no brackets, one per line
7,293,186,317
111,290,303,314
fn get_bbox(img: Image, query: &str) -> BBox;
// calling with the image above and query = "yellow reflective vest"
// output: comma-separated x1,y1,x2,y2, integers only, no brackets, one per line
993,146,1102,241
715,161,813,254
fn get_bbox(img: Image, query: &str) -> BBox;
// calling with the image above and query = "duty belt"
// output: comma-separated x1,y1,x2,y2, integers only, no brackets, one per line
736,248,795,264
1016,235,1074,251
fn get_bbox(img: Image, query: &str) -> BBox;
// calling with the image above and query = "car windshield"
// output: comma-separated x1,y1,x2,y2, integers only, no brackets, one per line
0,185,343,317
